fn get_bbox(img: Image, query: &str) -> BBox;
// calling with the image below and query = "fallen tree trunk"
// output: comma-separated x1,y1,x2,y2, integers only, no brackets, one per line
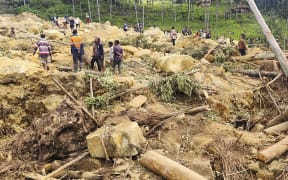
232,69,279,78
257,136,288,163
264,121,288,135
266,108,288,127
247,0,288,77
232,53,276,61
140,150,207,180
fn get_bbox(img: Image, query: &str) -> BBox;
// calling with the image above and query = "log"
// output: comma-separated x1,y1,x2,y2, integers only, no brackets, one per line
232,53,276,61
247,0,288,77
264,121,288,135
257,136,288,163
232,69,279,78
266,108,288,127
139,150,207,180
52,77,100,125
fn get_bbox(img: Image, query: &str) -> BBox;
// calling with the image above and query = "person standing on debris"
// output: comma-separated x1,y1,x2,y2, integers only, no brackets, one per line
70,29,84,72
69,17,75,32
170,27,177,46
108,41,114,67
123,23,128,32
91,37,104,72
63,16,69,30
86,13,91,23
33,34,52,71
238,33,247,56
8,27,16,38
75,17,80,30
113,40,123,74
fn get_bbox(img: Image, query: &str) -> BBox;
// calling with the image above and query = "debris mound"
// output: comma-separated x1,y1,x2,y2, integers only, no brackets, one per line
12,100,95,161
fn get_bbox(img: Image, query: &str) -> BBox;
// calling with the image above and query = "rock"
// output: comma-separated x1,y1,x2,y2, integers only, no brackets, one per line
188,159,214,180
205,54,215,62
155,54,197,73
251,123,265,132
86,121,146,158
247,162,260,173
42,95,63,111
268,161,285,175
256,170,274,180
43,30,65,40
114,76,136,88
128,95,147,108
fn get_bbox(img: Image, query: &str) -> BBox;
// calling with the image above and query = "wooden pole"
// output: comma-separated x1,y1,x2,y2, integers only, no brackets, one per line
257,136,288,163
247,0,288,77
140,150,207,180
52,77,99,125
89,77,95,118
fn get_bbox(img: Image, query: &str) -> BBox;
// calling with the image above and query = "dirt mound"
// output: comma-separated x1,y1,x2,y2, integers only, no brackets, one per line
12,100,96,161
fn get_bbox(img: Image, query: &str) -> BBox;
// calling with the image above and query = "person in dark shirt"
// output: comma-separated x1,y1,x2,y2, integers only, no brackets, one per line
238,34,247,56
91,37,104,72
69,17,75,32
113,40,123,74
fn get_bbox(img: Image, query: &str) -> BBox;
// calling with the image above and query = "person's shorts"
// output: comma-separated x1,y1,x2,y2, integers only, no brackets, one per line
40,56,50,64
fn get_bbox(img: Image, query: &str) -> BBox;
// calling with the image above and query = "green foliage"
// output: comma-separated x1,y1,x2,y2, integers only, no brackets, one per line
215,50,225,64
85,72,118,109
85,94,109,109
149,73,200,102
15,0,288,47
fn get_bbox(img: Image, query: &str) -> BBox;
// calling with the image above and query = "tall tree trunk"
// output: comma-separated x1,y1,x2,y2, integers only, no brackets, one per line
142,1,145,30
187,0,191,28
88,0,92,22
215,0,219,30
161,0,164,23
134,0,139,25
72,0,75,17
247,0,288,76
96,0,101,23
80,0,83,18
109,0,112,20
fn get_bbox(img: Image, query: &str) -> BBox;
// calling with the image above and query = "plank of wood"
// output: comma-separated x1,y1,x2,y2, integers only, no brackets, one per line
140,150,207,180
257,136,288,163
264,121,288,135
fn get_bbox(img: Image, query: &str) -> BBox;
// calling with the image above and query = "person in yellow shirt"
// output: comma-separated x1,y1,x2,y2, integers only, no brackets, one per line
70,29,84,72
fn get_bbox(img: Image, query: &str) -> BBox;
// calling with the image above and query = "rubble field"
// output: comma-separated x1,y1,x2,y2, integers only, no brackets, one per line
0,13,288,180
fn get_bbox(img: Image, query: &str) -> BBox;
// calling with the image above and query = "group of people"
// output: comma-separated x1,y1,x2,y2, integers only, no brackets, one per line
33,29,124,74
62,16,81,32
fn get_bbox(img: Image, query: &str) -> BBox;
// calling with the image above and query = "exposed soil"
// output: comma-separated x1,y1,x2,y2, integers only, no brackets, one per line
0,13,288,180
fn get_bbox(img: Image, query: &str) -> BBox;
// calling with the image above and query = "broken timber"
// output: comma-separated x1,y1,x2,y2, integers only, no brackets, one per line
266,108,288,127
52,77,100,125
140,150,207,180
247,0,288,76
24,152,89,180
257,136,288,163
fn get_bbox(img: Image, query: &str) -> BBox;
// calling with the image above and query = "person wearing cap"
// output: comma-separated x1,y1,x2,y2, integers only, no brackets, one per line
91,37,104,72
70,29,84,72
33,34,52,71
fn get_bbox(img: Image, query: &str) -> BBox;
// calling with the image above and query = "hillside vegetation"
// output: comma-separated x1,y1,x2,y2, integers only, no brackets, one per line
12,0,288,47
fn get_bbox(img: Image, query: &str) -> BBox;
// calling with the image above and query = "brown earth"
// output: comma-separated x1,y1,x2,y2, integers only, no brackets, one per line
0,13,287,180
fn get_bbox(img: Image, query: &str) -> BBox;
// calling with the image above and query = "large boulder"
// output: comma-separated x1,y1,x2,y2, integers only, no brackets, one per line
128,95,147,108
155,55,197,73
43,30,65,40
86,121,146,158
